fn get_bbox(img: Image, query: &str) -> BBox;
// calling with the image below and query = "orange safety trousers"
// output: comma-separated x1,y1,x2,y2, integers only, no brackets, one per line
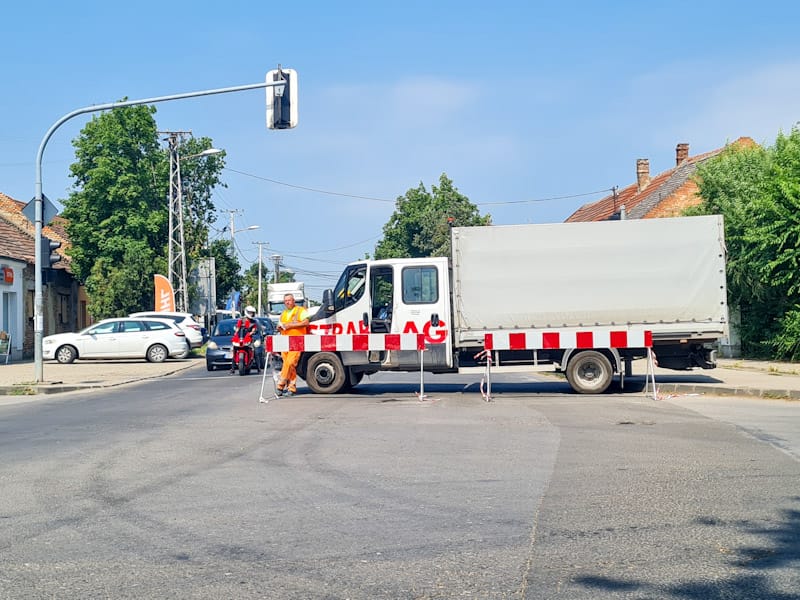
278,351,302,392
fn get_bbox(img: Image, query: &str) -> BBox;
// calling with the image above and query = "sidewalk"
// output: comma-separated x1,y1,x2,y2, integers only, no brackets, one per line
639,357,800,400
0,357,203,397
2,355,800,400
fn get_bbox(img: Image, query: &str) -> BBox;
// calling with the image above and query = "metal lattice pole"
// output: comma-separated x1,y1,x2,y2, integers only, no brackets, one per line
166,132,191,312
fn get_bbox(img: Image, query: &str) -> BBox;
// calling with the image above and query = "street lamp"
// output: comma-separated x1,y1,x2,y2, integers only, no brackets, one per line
230,224,260,242
183,148,224,161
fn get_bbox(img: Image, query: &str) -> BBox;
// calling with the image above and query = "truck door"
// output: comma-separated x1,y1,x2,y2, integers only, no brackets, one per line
369,266,394,333
329,263,370,332
391,261,453,369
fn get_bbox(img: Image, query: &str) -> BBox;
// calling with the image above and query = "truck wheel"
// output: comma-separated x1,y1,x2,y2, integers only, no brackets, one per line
566,351,613,394
305,352,346,394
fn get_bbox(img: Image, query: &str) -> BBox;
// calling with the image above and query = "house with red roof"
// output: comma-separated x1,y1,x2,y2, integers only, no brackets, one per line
0,191,86,361
565,138,756,222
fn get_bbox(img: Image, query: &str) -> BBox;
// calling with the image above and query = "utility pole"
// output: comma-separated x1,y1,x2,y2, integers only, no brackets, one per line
227,209,241,246
163,131,193,313
253,242,269,315
271,254,282,284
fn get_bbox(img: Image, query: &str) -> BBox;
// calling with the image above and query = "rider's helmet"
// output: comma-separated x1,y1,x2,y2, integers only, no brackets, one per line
244,305,256,318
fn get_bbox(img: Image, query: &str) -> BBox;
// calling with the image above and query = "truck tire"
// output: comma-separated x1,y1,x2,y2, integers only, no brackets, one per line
565,351,613,394
305,352,346,394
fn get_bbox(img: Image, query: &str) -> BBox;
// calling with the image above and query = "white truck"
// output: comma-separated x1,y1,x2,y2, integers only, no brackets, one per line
295,215,728,395
266,282,306,325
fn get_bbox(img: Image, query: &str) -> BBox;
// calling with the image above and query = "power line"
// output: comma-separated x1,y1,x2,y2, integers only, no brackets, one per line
224,166,611,207
476,188,613,205
225,167,395,202
275,235,381,255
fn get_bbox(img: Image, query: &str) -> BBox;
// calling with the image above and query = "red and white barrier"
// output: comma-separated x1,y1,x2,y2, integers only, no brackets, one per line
483,326,653,351
266,333,426,353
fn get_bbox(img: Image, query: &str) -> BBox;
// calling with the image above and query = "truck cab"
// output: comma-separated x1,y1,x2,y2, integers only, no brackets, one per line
300,257,453,392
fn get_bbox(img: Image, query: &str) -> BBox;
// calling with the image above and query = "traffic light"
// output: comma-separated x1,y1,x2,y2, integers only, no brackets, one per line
40,236,62,269
266,67,298,130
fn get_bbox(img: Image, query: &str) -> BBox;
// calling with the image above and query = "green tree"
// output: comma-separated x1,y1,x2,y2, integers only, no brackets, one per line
690,128,800,359
241,260,271,312
374,173,491,259
62,105,225,319
177,137,226,259
210,239,242,308
62,105,167,319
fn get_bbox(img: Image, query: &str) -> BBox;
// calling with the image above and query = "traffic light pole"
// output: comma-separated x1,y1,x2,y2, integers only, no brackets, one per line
33,76,288,382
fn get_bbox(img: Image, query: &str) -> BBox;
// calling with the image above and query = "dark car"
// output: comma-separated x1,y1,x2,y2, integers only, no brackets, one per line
256,317,281,369
205,317,278,372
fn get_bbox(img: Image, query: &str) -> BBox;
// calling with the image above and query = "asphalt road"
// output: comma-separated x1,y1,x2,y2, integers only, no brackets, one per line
0,370,798,599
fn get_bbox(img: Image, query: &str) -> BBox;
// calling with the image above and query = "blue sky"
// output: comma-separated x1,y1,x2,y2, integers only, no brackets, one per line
2,1,799,299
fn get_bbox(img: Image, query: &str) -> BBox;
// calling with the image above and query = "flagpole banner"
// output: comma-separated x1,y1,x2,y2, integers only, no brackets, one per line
154,274,175,312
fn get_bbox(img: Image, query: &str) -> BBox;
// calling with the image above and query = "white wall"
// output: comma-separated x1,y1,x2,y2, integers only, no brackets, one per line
0,258,25,360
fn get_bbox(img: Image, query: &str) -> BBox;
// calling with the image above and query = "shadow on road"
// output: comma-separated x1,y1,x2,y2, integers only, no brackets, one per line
572,497,800,599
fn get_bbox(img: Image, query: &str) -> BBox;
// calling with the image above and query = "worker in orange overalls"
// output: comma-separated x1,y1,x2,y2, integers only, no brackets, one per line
276,293,309,397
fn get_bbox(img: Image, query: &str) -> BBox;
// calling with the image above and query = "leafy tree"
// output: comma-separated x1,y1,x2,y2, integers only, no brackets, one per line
177,137,226,259
241,260,272,312
210,239,241,308
690,128,800,359
374,173,491,259
62,105,167,318
62,105,225,318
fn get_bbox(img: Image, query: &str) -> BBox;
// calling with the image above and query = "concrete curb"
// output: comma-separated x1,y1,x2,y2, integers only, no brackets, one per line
652,382,800,401
0,361,201,397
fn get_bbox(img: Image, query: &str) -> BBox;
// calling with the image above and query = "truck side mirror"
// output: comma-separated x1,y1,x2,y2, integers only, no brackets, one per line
431,313,440,327
321,289,335,314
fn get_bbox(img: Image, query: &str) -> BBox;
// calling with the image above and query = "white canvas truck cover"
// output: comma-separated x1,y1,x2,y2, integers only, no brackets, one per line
451,215,727,334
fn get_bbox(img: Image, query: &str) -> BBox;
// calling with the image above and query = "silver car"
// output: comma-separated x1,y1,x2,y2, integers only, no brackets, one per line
129,311,204,348
43,317,189,363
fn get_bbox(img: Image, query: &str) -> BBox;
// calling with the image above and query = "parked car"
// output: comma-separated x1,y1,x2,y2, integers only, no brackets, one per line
128,311,204,348
205,318,277,372
43,317,189,363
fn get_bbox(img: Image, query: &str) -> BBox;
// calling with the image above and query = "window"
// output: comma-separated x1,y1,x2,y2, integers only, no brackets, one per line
402,266,439,304
333,264,367,311
121,320,145,332
144,320,170,331
88,321,118,335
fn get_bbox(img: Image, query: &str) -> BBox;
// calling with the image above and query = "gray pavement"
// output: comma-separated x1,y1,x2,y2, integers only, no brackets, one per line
2,355,800,401
0,356,203,399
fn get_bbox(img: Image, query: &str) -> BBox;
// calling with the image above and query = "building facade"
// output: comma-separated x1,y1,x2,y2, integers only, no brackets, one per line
0,192,84,360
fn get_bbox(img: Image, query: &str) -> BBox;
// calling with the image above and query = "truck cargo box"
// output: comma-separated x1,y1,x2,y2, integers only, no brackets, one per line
451,215,727,338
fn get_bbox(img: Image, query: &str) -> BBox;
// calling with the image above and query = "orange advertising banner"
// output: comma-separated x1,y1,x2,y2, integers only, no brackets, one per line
153,274,175,312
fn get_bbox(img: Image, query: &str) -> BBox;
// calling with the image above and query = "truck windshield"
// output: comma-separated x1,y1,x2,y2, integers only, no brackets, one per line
333,264,366,311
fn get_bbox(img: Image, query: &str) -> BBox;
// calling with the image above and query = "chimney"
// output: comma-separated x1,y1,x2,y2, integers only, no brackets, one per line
676,143,689,165
636,158,650,192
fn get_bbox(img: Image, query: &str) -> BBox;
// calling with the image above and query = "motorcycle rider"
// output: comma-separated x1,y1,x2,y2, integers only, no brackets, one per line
230,306,259,373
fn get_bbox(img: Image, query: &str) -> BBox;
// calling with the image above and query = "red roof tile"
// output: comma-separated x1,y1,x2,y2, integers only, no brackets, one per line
565,137,757,222
0,191,71,270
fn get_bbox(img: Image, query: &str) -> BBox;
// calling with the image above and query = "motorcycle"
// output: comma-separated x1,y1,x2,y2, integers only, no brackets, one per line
230,324,262,376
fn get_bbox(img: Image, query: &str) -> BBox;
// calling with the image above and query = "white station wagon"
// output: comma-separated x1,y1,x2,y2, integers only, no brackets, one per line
43,317,189,363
